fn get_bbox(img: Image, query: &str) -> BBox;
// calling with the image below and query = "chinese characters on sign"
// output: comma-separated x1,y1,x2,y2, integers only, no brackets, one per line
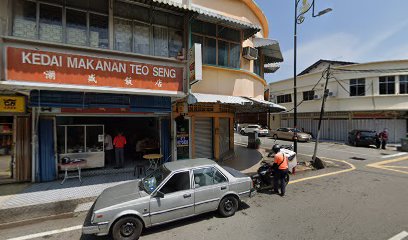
6,47,183,92
0,96,26,113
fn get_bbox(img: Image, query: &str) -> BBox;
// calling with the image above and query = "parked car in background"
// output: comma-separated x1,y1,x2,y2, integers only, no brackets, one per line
270,128,312,142
240,124,269,136
83,159,255,240
348,129,380,148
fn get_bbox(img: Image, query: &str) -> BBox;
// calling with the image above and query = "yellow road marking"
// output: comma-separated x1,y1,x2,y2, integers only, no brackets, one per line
289,156,356,185
366,156,408,175
367,156,408,167
383,166,408,169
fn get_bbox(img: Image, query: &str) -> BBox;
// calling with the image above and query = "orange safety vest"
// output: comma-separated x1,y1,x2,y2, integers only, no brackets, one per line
274,152,288,170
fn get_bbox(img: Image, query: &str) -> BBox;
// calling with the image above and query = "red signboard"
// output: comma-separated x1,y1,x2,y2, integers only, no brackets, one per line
6,47,183,92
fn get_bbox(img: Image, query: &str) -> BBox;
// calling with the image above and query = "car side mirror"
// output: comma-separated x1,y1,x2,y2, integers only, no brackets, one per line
154,191,165,198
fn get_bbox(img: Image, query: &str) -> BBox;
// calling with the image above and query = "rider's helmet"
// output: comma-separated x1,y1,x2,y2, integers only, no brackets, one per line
272,144,281,154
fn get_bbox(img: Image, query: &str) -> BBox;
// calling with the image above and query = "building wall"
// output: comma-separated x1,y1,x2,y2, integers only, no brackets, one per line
190,0,268,100
269,60,408,112
191,65,266,99
269,60,408,143
192,0,267,38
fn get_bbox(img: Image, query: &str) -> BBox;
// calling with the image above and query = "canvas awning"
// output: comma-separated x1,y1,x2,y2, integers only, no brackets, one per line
253,38,284,64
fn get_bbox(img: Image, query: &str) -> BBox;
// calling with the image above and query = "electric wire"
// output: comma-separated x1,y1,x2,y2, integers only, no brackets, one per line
281,69,327,113
277,66,407,113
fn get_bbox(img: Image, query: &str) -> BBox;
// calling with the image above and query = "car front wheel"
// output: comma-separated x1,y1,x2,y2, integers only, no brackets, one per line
240,130,245,135
218,195,239,217
112,216,143,240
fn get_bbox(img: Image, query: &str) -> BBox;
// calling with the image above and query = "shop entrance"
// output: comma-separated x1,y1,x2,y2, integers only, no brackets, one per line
56,116,163,171
0,116,14,183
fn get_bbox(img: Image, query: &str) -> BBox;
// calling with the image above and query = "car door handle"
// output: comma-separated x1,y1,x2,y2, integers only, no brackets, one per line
183,194,191,198
221,186,227,190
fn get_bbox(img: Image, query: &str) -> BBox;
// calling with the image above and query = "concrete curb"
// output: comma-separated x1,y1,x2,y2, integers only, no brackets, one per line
0,197,96,229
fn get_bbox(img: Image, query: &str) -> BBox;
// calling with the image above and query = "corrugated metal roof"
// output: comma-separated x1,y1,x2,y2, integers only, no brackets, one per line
264,63,281,74
151,0,261,38
253,37,284,63
187,93,251,105
187,93,286,113
245,97,286,111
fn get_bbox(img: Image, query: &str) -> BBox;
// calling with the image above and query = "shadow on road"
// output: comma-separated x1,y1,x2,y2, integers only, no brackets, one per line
221,145,263,172
80,207,252,240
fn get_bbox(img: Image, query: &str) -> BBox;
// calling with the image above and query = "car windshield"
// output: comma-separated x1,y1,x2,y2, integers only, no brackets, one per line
288,128,301,132
142,166,171,194
360,131,376,137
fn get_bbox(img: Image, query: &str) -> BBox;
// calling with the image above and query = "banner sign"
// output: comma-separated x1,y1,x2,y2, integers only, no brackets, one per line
0,96,25,113
6,47,183,92
188,43,202,85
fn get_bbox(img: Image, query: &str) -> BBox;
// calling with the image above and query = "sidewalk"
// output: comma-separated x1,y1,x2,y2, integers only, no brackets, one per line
0,145,313,229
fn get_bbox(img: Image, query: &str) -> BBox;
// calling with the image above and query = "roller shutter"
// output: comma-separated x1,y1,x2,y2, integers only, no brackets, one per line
194,118,213,158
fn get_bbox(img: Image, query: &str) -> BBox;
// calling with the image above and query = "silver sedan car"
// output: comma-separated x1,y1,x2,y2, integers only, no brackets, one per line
83,158,255,240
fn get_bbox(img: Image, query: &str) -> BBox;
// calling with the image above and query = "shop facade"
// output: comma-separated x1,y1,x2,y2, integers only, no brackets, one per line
171,0,284,161
0,0,190,182
0,95,31,183
1,0,284,181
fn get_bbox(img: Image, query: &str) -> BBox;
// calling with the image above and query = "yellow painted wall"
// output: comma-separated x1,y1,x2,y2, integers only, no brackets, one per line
192,65,266,99
192,0,268,37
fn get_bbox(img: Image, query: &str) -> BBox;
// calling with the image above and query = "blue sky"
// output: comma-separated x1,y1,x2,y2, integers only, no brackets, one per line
256,0,408,83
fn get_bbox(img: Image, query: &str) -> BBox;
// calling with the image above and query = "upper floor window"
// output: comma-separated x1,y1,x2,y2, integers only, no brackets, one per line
303,90,315,101
350,78,365,96
254,57,261,76
277,94,292,104
12,0,109,48
191,20,241,68
114,0,184,57
400,75,408,94
379,76,395,95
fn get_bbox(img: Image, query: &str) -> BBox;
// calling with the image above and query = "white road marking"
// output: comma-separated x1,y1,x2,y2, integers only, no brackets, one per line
381,152,408,158
234,141,374,157
388,231,408,240
7,225,82,240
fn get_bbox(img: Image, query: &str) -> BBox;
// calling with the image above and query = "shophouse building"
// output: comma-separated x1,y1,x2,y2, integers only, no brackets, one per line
0,0,283,183
269,60,408,143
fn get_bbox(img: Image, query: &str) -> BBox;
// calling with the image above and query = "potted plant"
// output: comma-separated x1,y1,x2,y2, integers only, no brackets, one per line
255,138,261,149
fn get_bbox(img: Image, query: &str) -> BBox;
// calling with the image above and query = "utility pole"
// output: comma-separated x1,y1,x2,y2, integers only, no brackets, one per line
312,65,330,169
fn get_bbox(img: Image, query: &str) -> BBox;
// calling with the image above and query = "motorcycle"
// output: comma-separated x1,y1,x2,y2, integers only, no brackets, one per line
251,143,297,191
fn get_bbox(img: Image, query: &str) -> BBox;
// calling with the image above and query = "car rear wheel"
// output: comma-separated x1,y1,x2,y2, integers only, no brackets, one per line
112,216,143,240
240,130,245,135
218,195,239,217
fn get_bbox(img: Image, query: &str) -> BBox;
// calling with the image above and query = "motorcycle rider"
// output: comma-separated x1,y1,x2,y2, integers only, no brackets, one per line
272,145,289,196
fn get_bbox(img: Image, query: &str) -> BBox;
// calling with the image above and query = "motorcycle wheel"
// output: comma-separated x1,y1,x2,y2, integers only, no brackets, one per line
252,178,262,190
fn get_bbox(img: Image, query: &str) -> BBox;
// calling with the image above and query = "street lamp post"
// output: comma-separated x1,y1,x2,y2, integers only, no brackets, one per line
293,0,332,153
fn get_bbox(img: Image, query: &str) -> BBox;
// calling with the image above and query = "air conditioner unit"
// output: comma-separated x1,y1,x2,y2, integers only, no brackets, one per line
242,47,258,60
328,91,336,97
314,94,321,100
